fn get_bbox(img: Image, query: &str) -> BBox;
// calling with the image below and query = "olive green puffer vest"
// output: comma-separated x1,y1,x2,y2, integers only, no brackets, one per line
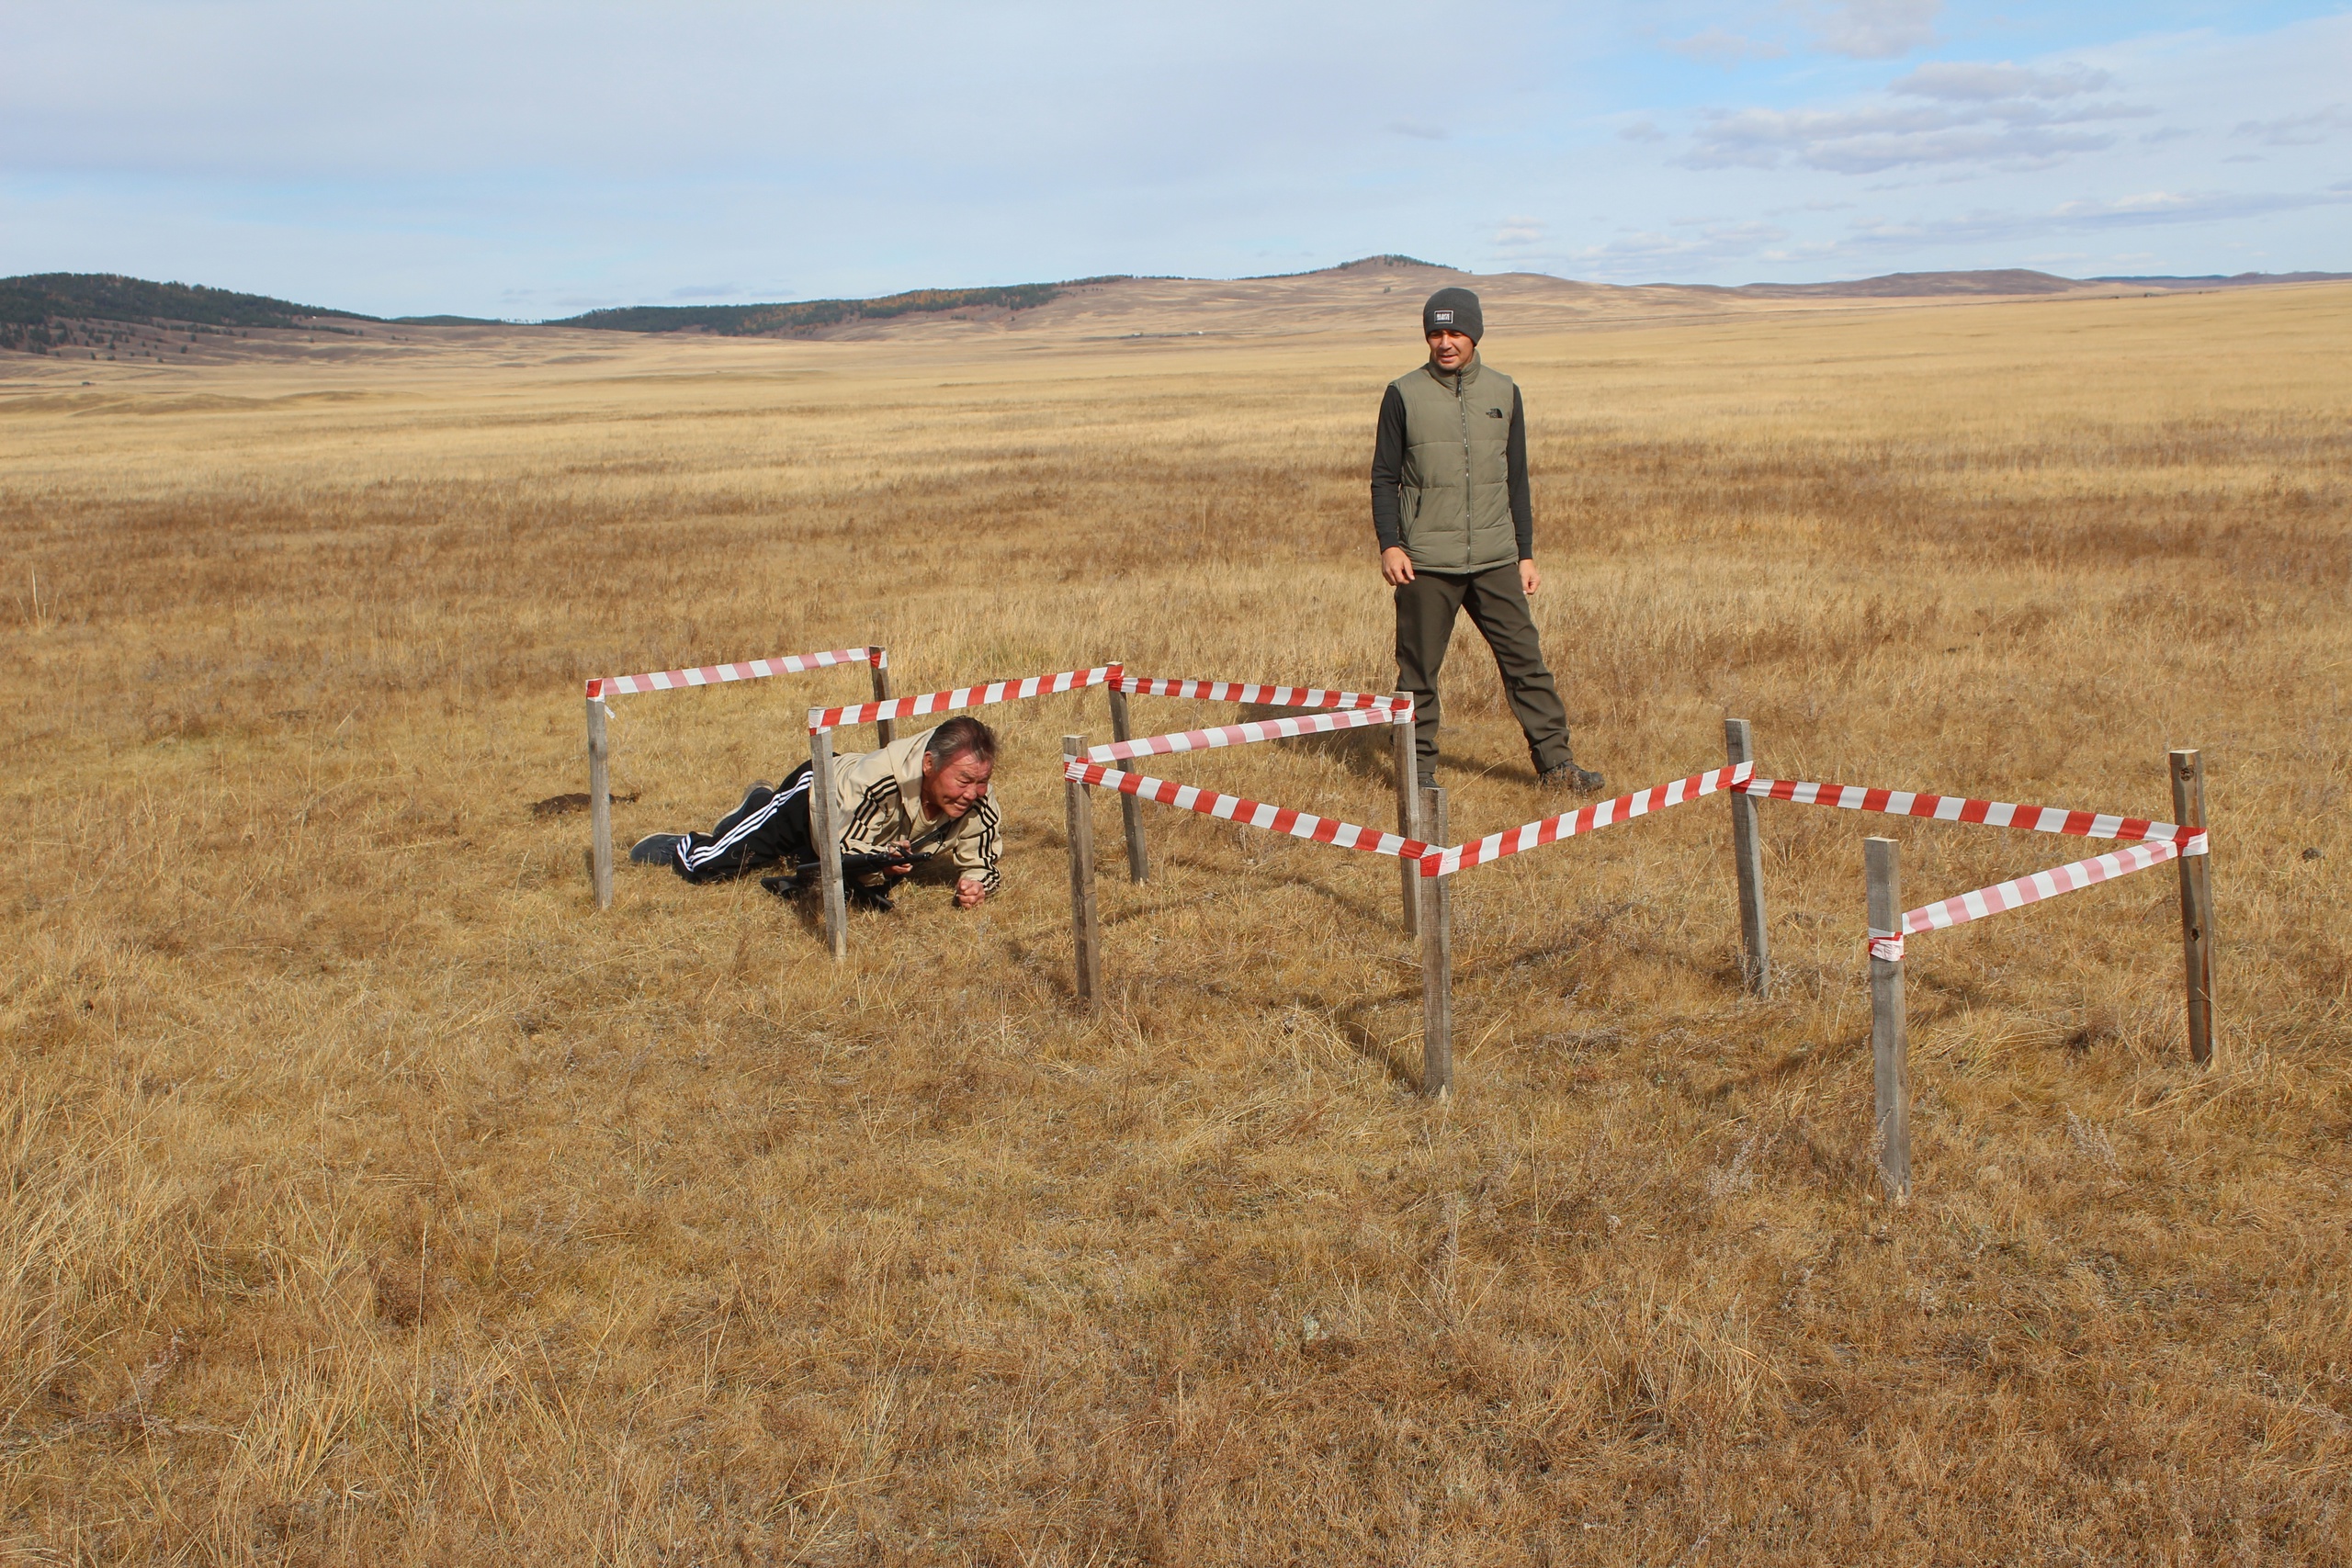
1390,358,1519,574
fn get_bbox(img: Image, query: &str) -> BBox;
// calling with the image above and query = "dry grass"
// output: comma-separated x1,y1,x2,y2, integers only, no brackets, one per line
2,284,2348,1563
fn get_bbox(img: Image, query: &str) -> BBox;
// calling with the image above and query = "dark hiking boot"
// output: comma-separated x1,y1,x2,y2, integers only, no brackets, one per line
629,832,685,866
1539,764,1607,795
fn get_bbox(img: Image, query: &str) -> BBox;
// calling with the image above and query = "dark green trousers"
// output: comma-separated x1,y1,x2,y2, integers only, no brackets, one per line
1394,564,1574,779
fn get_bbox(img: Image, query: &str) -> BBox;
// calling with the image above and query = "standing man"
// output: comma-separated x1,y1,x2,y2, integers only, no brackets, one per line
1370,286,1602,794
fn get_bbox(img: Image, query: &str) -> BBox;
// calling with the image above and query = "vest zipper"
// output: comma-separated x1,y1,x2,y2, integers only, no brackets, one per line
1457,371,1473,557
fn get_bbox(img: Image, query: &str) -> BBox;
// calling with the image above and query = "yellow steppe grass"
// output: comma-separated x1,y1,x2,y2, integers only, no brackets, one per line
2,284,2347,1563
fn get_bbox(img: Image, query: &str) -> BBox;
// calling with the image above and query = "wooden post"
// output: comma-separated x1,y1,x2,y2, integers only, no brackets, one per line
1725,717,1770,997
1419,784,1453,1100
1395,692,1422,938
808,728,847,960
1107,681,1149,883
1866,837,1910,1196
1064,735,1103,1009
869,648,897,748
586,692,614,910
2170,749,2215,1067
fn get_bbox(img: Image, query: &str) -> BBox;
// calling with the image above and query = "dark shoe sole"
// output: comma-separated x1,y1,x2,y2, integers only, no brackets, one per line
629,833,684,866
1539,767,1607,795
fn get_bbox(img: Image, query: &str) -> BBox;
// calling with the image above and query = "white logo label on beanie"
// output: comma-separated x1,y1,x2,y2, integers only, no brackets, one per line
1432,310,1453,323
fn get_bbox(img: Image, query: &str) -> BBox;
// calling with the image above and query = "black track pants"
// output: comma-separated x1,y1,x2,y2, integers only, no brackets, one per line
673,762,815,883
1393,563,1574,779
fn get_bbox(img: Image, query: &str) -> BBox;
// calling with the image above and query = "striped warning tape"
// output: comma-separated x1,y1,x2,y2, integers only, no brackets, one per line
1732,775,2191,847
1418,763,1753,877
588,646,878,700
1735,770,2208,955
1064,759,1430,863
1889,831,2204,953
1114,676,1402,712
1088,702,1408,764
812,664,1120,731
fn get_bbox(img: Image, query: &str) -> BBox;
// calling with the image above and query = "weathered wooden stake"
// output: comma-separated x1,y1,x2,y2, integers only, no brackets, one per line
1064,734,1103,1009
1725,716,1770,996
1866,836,1911,1196
808,728,847,960
869,648,897,748
1395,692,1422,938
587,693,614,910
1419,784,1453,1100
1107,681,1149,883
2170,748,2215,1067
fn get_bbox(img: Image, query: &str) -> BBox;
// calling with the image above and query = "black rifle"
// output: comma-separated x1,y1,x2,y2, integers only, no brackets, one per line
760,838,946,899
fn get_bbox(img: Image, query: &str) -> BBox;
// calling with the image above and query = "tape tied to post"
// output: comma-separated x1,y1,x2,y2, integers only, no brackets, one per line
1867,929,1905,964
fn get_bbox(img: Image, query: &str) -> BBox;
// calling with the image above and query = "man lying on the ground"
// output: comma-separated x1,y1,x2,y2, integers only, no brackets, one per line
628,716,1001,910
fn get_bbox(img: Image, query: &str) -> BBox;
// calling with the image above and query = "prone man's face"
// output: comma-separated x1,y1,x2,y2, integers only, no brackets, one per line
1426,329,1476,370
922,750,994,818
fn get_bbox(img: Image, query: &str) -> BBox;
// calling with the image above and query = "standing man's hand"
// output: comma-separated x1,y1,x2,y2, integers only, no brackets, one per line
955,876,988,909
1382,547,1417,586
1520,558,1542,596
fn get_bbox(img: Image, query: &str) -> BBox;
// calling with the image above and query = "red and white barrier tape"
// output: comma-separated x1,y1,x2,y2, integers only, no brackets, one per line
1896,830,2204,949
1733,774,2191,847
811,663,1120,731
1065,759,1430,863
588,646,878,700
1089,702,1408,764
1868,930,1906,964
1115,676,1402,712
1419,762,1754,877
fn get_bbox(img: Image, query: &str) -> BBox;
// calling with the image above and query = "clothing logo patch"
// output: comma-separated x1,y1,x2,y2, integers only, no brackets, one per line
1431,310,1453,324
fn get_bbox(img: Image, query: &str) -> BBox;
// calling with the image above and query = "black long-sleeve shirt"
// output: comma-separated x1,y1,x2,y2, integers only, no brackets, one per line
1368,378,1534,560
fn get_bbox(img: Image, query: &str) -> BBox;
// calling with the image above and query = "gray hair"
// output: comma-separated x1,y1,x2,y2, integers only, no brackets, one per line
923,716,998,767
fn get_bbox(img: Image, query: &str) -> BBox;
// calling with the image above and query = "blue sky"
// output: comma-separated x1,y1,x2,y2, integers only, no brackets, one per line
4,1,2346,318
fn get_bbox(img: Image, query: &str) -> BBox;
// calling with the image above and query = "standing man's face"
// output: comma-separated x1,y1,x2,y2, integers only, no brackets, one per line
1426,329,1476,371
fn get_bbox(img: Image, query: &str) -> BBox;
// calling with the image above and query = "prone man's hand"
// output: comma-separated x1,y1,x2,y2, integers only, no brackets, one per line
888,840,914,875
1382,547,1416,586
955,877,988,909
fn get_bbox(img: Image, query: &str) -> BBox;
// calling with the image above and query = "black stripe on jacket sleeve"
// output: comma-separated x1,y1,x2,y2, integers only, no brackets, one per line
1508,384,1533,560
1369,383,1409,554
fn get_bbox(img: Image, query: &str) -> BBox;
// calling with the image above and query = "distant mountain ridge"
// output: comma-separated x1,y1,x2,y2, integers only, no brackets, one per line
1724,269,2081,298
550,280,1087,336
0,273,511,355
2,262,2346,357
0,272,374,332
548,257,1463,335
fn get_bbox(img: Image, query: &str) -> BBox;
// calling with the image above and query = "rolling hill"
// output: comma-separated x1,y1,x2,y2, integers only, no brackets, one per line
2,260,2345,363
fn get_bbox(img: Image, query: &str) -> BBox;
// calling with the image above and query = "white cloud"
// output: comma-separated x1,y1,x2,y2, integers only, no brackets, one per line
1491,217,1549,248
1667,27,1786,63
1847,186,2352,246
1804,0,1940,61
1555,220,1800,271
1619,119,1668,143
2233,104,2352,146
1892,62,2111,101
1685,98,2144,175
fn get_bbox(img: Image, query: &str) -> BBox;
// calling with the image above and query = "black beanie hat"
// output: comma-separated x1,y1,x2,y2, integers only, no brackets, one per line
1422,286,1484,343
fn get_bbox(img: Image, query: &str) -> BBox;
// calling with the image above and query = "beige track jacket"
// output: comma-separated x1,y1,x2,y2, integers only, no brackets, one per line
831,728,1002,894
